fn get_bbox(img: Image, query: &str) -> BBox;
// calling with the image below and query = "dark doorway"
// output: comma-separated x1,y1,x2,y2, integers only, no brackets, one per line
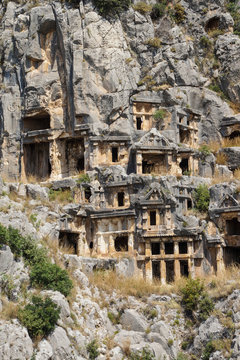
180,260,189,277
77,157,84,171
114,236,128,252
229,132,240,140
226,218,240,235
150,211,156,226
118,192,125,207
179,242,188,254
166,261,174,282
112,147,119,162
180,158,189,174
59,232,78,254
165,242,174,254
142,160,153,174
23,142,51,180
152,261,160,279
224,247,240,266
151,242,160,255
136,117,143,130
84,186,91,202
89,241,93,250
187,199,192,209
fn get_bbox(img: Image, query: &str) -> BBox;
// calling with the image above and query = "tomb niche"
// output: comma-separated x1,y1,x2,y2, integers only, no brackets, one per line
23,142,51,180
59,231,78,255
23,111,51,132
114,236,128,252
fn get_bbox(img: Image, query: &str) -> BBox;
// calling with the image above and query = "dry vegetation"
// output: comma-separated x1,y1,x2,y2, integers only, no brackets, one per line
88,265,240,300
216,152,228,165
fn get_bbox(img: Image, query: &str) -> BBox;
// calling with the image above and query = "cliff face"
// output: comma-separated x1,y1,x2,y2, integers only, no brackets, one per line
0,0,239,179
1,0,240,359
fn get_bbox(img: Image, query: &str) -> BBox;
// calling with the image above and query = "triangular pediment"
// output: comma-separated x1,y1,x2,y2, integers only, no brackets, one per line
136,129,172,148
145,188,165,203
218,194,239,208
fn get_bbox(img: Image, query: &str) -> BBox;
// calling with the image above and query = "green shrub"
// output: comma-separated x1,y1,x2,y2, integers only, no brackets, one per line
49,188,73,203
129,347,155,360
202,340,215,360
30,261,73,297
153,108,167,120
199,144,211,157
200,36,213,49
18,296,60,338
0,224,73,297
151,2,168,20
176,352,189,360
171,3,186,24
77,173,91,184
226,0,240,36
92,0,131,17
193,184,210,213
86,339,100,360
132,1,152,14
145,37,161,48
180,278,214,321
107,311,121,324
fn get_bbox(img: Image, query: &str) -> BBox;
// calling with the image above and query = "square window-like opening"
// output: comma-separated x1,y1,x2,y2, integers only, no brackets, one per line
152,261,161,279
59,232,78,255
136,117,142,130
179,242,188,254
151,242,160,255
226,218,240,235
150,211,156,226
118,192,125,207
165,242,174,254
112,147,118,162
115,236,128,252
180,260,189,277
166,260,174,282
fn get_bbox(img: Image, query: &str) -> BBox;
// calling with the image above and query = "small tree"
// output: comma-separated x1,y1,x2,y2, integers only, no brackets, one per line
193,184,210,213
18,296,60,338
92,0,131,16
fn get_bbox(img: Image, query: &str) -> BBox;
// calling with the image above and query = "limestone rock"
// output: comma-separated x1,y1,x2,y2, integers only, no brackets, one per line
120,309,148,332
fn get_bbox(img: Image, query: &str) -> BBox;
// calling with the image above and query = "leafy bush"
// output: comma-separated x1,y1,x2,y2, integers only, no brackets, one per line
86,339,100,360
226,0,240,36
153,108,167,120
193,184,210,213
0,224,73,297
200,36,213,49
30,261,73,297
107,311,121,324
198,144,211,157
202,340,215,360
151,1,168,20
132,1,152,14
92,0,131,17
180,278,214,321
171,3,186,24
129,347,155,360
77,173,91,184
18,296,60,338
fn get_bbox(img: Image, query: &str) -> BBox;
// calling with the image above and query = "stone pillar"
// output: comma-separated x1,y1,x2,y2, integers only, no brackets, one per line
136,152,143,174
174,241,179,255
145,241,151,257
128,233,134,253
109,234,115,254
216,245,224,275
160,260,166,284
160,241,164,256
145,260,152,281
174,259,181,280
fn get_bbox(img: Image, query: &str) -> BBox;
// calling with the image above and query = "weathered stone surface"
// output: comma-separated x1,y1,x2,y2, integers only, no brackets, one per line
120,309,148,332
0,320,33,360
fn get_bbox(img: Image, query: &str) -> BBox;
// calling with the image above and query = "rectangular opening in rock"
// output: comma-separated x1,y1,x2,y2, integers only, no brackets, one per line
114,236,128,252
150,211,156,226
117,192,125,207
165,242,174,254
187,199,192,209
59,231,78,254
136,117,142,130
84,186,91,202
224,246,240,266
23,112,50,131
179,242,188,254
142,154,166,174
180,260,189,277
180,128,191,145
226,218,240,235
66,139,85,174
151,242,160,255
180,158,189,174
112,147,119,162
152,261,161,279
23,142,51,180
166,260,174,282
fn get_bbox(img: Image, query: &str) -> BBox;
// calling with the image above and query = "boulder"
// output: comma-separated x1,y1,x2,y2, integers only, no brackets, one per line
120,309,148,332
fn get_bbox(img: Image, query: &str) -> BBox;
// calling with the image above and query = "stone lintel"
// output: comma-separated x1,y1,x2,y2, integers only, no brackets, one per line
90,136,131,142
90,210,136,219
